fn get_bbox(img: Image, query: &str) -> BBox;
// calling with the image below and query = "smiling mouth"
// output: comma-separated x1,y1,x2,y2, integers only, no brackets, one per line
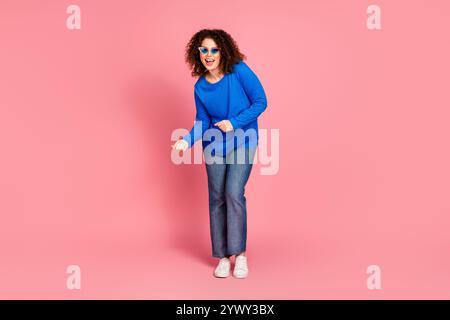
205,58,215,65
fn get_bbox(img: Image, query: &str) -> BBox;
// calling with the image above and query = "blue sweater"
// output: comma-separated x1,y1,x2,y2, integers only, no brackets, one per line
182,60,268,157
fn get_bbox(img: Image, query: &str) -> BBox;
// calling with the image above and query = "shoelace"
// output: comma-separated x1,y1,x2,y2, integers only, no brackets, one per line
234,257,248,270
218,259,230,269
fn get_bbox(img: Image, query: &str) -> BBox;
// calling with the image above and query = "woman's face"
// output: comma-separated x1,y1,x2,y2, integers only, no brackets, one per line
199,38,221,73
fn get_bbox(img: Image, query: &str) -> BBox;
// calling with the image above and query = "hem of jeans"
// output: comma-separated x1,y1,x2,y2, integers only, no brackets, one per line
212,253,231,258
225,248,246,257
212,249,245,258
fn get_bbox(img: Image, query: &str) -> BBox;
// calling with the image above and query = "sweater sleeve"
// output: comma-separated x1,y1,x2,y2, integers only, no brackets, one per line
182,88,211,149
229,61,268,130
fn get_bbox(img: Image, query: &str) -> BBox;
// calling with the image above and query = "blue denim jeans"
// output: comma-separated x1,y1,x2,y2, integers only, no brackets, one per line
204,146,257,258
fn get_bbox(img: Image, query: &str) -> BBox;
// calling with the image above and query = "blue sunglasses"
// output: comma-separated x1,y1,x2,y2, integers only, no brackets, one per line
198,47,220,55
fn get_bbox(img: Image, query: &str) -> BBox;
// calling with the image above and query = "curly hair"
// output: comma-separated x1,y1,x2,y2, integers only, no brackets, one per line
185,29,246,78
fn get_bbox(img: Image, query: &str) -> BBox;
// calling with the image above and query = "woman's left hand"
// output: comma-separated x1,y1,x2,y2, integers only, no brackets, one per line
214,120,234,132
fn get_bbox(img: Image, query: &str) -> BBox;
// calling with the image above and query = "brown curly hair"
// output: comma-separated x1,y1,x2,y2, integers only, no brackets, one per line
185,29,246,78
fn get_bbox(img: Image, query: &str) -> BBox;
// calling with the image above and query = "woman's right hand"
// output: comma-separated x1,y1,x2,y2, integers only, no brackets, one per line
171,139,189,152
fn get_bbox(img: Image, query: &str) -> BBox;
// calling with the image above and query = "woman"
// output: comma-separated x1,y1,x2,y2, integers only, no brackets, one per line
172,29,268,278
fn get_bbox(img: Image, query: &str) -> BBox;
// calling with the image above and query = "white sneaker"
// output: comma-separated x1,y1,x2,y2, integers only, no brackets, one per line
214,258,231,278
233,255,249,279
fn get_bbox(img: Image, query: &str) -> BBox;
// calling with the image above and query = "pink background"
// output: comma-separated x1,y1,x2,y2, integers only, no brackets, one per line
1,0,449,299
